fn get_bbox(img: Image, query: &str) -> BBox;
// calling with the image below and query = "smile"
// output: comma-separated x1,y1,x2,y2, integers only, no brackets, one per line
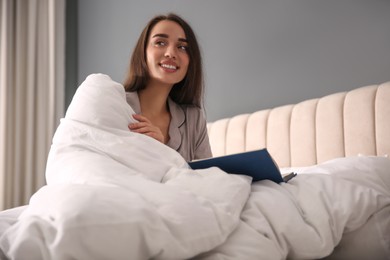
160,63,178,70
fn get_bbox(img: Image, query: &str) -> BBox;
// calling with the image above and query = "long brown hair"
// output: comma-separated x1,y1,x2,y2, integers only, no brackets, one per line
123,13,204,107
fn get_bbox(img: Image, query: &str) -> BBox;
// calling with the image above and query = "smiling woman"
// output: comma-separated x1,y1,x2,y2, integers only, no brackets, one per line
123,13,212,162
146,21,189,92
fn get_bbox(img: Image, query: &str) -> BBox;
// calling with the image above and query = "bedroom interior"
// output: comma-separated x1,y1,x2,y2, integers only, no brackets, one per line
0,0,389,259
0,74,389,259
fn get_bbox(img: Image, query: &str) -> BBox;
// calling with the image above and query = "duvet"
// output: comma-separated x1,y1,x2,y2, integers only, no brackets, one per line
0,74,389,260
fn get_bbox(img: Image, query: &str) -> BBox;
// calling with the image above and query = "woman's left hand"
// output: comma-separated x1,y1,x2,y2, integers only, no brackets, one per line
128,114,165,143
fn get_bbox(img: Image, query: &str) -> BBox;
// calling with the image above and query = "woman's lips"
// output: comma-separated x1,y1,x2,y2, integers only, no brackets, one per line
159,62,179,72
160,63,177,70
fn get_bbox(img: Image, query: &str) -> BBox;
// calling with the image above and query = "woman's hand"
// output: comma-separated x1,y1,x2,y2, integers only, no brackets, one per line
128,114,165,143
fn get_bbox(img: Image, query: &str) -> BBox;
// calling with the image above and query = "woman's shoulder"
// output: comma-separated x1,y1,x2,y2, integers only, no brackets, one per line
125,91,141,114
180,104,206,121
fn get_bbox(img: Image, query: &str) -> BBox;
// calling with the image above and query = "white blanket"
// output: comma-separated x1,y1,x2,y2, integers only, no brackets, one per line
200,157,390,259
1,74,389,260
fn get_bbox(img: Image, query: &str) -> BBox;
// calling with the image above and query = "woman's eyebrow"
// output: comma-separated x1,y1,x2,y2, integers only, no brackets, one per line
152,33,187,42
152,33,169,39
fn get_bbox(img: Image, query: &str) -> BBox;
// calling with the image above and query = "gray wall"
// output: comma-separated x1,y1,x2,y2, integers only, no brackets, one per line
77,0,390,122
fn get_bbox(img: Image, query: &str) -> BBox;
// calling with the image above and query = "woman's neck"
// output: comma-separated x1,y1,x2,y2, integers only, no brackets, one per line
138,81,172,117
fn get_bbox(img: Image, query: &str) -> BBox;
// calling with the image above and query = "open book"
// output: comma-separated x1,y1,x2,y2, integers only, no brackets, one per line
188,148,296,183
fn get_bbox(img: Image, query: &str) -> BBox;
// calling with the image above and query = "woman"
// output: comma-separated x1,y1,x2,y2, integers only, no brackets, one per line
123,13,212,162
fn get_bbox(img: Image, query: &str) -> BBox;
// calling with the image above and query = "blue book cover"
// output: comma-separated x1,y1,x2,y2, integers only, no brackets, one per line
188,148,286,183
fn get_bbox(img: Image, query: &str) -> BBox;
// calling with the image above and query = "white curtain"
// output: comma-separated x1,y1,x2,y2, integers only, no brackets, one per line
0,0,65,210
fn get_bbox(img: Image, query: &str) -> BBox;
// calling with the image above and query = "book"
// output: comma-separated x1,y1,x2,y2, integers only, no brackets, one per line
188,148,295,183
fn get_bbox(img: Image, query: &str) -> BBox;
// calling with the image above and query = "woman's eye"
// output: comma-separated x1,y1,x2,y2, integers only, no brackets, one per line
178,45,188,52
155,40,166,46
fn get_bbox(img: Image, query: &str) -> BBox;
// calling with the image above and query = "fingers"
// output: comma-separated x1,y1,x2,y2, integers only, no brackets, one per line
128,114,152,131
132,114,150,123
128,114,164,143
128,122,151,131
132,126,163,143
128,124,156,134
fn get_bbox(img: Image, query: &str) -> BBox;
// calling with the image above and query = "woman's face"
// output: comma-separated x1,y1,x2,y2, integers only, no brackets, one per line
146,20,189,87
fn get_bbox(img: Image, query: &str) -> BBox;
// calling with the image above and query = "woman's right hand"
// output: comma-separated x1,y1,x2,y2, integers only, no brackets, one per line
128,114,165,143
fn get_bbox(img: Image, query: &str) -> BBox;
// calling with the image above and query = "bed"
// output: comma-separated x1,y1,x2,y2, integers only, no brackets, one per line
0,74,389,260
206,80,390,259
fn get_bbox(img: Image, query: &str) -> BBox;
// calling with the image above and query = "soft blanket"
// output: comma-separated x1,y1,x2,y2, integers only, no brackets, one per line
0,74,251,259
0,74,389,260
200,157,390,259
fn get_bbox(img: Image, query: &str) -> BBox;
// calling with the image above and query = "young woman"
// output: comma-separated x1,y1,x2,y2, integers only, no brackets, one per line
123,13,212,162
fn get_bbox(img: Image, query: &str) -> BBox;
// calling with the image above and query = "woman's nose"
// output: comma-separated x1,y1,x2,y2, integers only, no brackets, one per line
164,46,177,59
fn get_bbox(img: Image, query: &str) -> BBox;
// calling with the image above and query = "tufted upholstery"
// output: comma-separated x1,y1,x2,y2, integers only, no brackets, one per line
207,81,390,168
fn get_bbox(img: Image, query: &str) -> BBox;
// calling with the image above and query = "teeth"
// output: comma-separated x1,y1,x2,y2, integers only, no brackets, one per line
161,64,177,70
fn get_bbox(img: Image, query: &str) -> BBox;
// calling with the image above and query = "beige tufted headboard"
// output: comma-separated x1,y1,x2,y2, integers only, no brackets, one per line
207,81,390,168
